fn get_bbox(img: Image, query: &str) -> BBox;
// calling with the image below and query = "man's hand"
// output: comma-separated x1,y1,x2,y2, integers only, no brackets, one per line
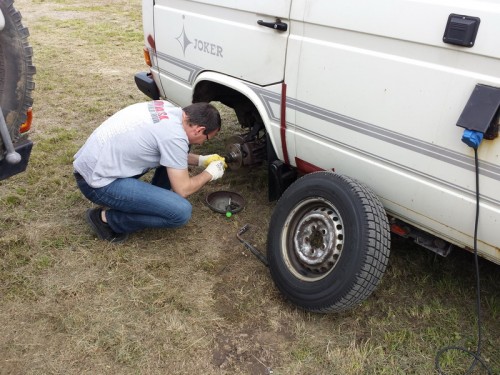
198,154,227,169
205,160,225,181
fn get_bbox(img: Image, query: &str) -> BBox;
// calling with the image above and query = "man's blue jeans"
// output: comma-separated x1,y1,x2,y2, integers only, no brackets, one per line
75,168,192,234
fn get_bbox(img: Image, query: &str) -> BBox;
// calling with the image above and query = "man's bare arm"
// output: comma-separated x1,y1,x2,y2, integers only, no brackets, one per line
167,167,211,198
187,153,200,166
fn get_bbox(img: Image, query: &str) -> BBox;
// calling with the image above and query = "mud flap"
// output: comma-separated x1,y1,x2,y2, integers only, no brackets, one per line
268,159,297,202
0,139,32,180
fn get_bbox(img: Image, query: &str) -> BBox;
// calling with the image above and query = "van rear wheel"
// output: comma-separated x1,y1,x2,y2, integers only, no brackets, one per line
267,172,391,312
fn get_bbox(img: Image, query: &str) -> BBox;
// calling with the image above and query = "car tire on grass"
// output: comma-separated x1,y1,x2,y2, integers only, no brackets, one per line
267,172,391,312
0,0,35,147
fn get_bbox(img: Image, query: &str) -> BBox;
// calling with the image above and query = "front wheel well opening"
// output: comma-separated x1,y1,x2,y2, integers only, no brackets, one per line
192,80,262,129
192,80,292,201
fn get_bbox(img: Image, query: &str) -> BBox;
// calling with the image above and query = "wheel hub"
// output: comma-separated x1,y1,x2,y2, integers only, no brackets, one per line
291,204,344,276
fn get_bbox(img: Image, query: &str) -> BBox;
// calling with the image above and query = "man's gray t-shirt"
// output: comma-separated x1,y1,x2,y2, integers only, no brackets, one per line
73,101,188,188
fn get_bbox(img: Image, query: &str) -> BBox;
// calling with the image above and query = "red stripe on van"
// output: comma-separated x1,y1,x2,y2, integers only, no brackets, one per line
280,83,289,165
295,157,325,174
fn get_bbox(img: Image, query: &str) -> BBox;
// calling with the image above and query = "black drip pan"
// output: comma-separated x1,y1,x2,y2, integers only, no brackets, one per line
205,191,245,214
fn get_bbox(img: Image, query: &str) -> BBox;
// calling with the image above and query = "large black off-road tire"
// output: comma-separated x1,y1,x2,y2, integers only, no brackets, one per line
0,0,35,152
267,172,391,313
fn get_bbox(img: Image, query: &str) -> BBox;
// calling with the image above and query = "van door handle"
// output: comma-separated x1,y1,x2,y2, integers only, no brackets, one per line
257,20,288,32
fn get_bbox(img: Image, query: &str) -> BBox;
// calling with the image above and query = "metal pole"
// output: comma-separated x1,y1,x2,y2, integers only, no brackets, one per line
0,107,22,164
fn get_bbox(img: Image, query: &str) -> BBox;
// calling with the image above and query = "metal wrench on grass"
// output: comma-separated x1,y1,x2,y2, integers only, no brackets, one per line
236,224,268,267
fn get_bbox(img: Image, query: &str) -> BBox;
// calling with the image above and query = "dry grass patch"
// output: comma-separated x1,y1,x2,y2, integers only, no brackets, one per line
0,1,499,374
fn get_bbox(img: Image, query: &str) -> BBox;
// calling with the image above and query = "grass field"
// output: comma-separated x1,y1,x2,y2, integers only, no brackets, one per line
1,1,499,374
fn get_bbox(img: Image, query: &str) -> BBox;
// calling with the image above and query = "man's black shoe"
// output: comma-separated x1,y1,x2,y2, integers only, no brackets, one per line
85,208,129,243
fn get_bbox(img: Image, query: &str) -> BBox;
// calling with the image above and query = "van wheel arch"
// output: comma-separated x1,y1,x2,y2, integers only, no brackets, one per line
193,79,287,198
193,80,264,130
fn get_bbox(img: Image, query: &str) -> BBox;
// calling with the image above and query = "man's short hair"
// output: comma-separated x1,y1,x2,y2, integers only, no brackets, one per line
183,102,221,134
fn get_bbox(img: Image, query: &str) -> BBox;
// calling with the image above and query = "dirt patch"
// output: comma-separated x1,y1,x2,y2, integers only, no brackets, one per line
212,329,292,375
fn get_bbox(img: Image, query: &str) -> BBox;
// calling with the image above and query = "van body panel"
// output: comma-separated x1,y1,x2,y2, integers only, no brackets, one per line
285,0,500,262
139,0,500,264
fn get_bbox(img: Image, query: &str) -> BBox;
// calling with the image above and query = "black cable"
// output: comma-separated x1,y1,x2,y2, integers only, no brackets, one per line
435,147,492,375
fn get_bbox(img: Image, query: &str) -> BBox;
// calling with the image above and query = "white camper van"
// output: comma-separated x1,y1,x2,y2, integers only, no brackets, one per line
135,0,500,312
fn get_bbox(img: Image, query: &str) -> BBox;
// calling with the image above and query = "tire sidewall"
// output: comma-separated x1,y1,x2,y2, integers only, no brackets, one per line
0,0,30,139
267,172,375,309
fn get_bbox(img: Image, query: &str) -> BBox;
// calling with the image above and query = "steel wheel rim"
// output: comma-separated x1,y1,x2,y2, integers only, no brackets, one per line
281,197,344,282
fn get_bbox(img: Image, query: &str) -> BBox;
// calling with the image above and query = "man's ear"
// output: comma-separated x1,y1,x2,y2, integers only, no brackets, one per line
197,125,207,135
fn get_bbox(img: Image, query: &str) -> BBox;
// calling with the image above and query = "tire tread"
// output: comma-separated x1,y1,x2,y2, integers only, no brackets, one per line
269,172,391,313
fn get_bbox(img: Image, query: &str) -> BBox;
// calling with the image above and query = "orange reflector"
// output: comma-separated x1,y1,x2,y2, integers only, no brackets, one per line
20,107,33,133
390,223,409,237
143,47,152,67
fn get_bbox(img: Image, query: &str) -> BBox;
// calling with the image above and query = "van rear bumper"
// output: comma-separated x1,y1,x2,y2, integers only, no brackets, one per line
134,72,160,100
0,139,33,181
